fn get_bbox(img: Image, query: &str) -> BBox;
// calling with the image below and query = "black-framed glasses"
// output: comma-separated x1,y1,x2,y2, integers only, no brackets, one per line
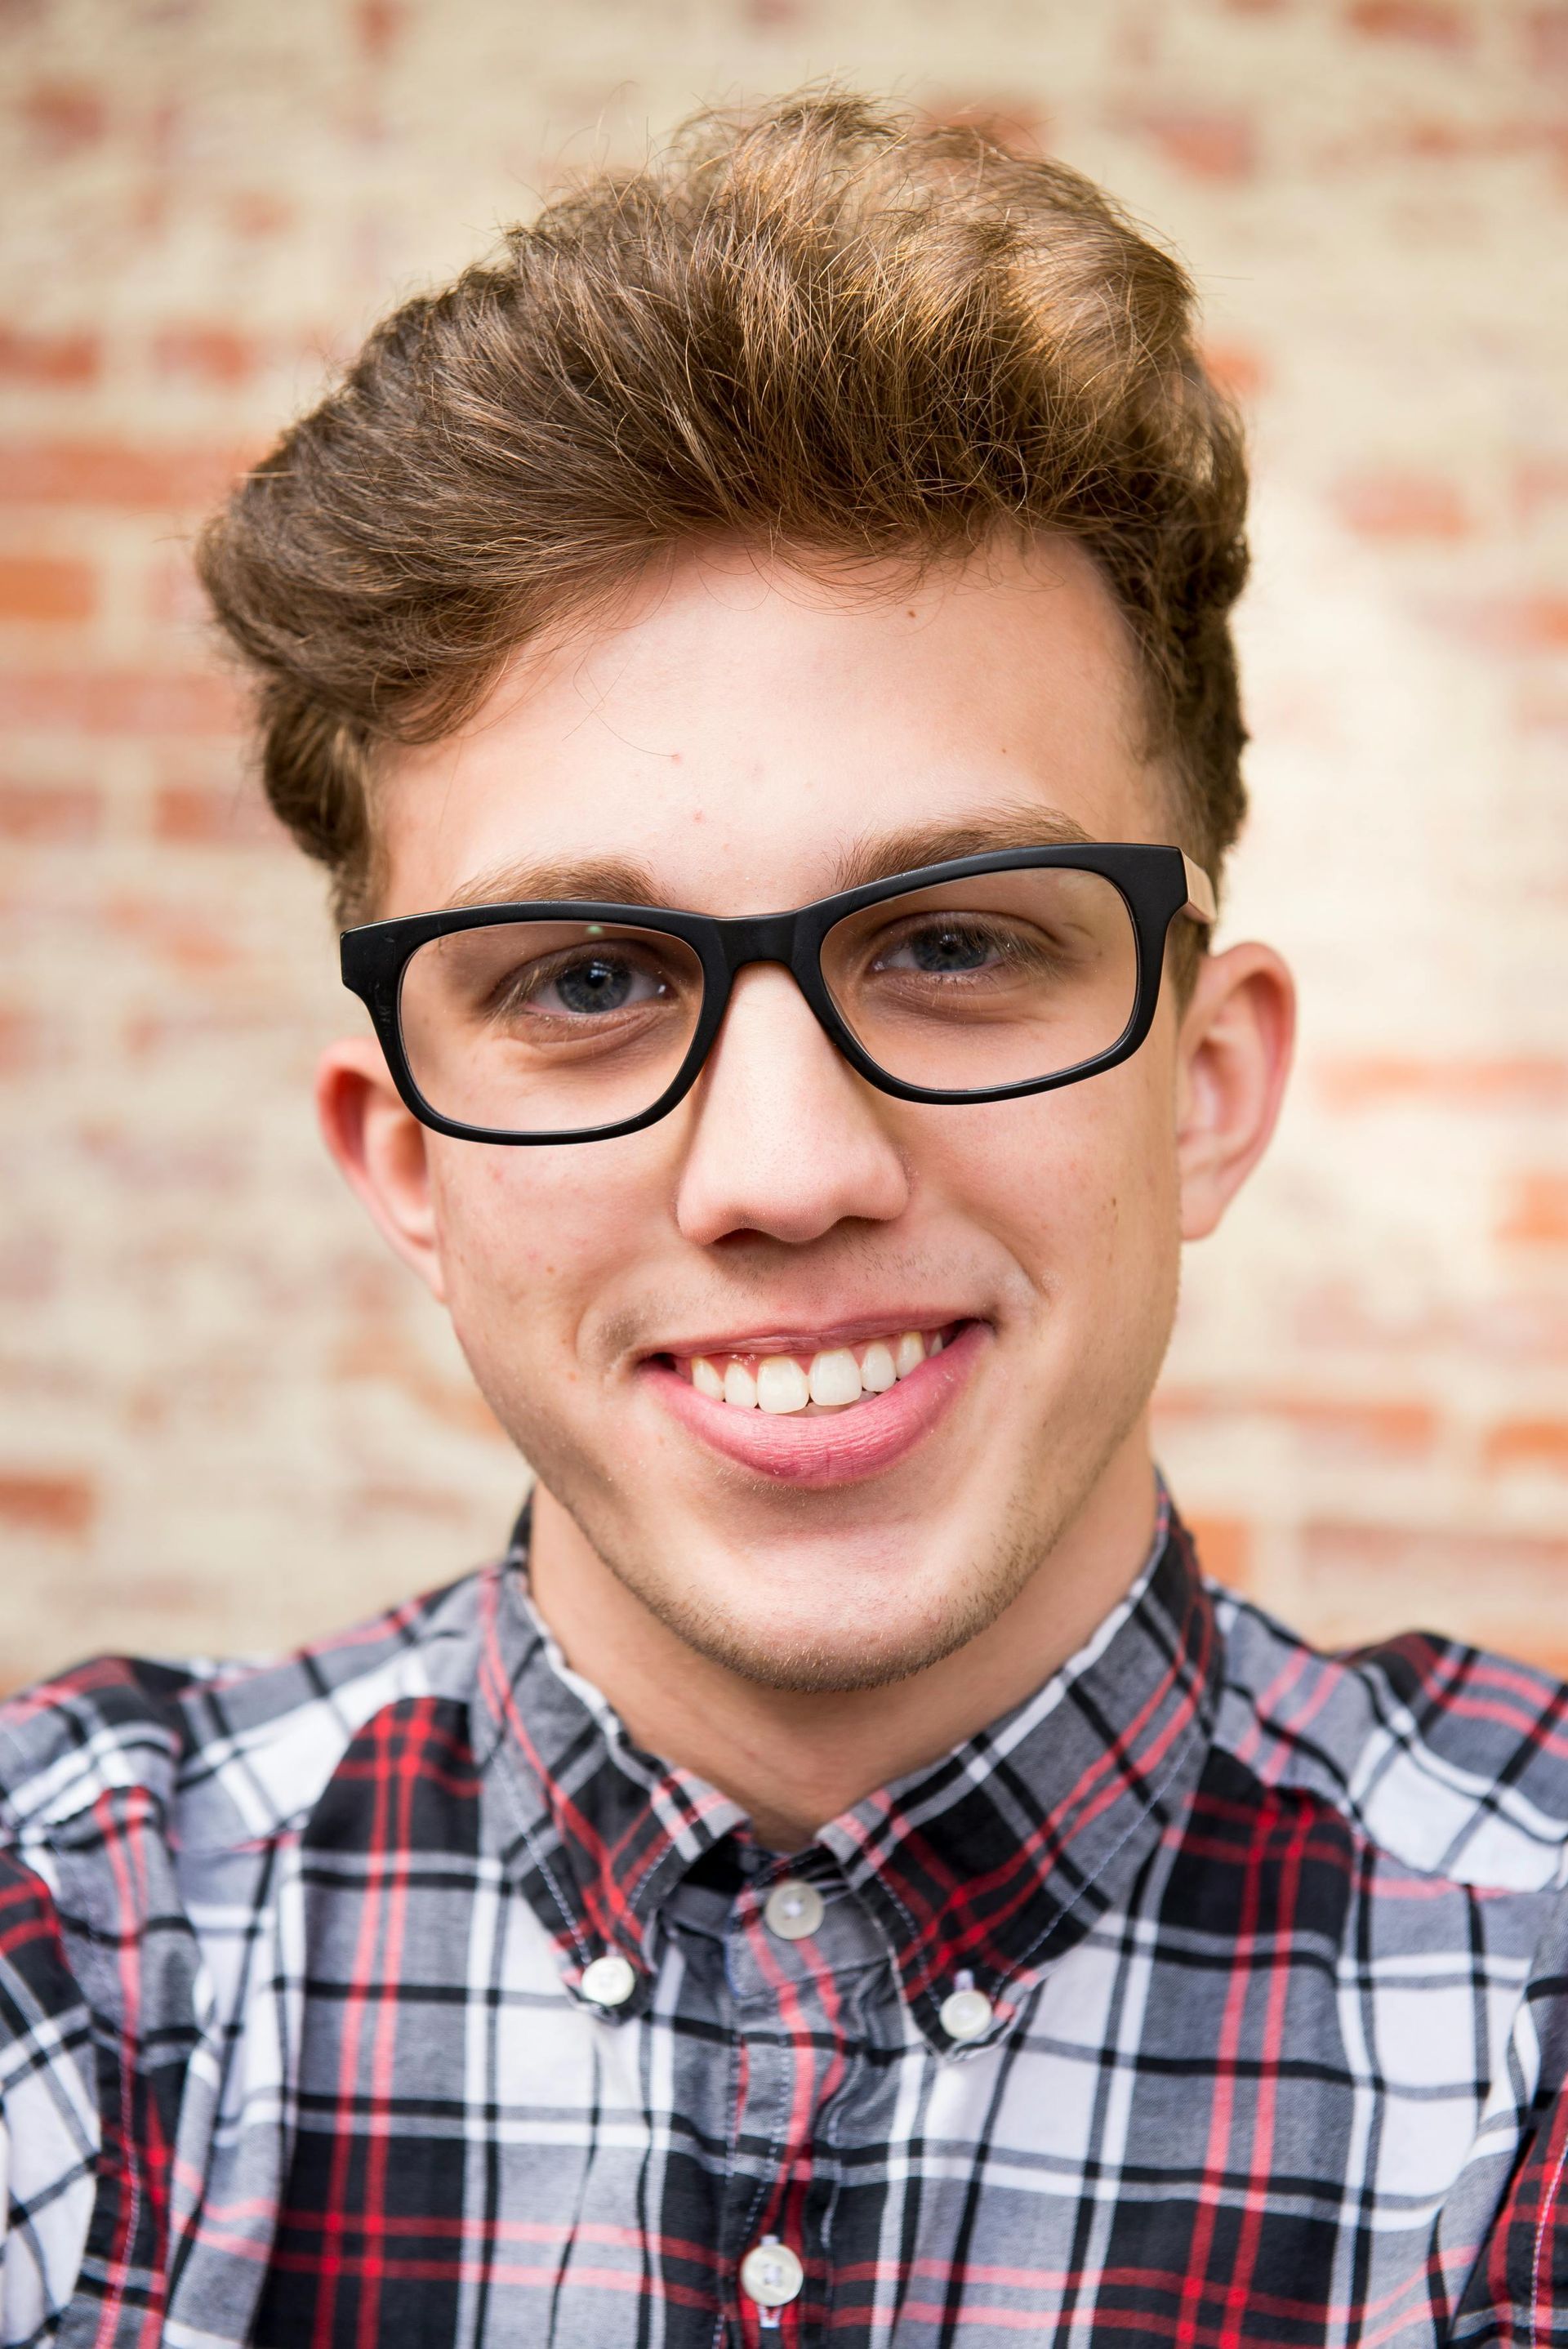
340,843,1217,1145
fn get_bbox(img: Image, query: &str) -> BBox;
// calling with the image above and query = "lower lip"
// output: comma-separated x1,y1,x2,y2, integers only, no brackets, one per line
640,1321,988,1490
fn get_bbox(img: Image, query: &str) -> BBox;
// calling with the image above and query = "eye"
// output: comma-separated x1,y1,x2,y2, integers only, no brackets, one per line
497,946,674,1020
871,917,1035,978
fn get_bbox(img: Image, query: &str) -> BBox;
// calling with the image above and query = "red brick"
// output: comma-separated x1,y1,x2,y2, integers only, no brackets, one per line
104,895,245,976
1333,471,1472,540
0,1474,95,1538
121,1006,274,1055
21,82,108,154
1347,0,1472,44
228,191,295,238
0,780,101,842
0,440,256,511
1156,1387,1436,1457
354,0,404,59
331,1323,510,1440
1484,1420,1568,1474
150,780,283,846
1303,1522,1568,1651
1499,1173,1568,1247
923,97,1049,150
1317,1056,1568,1111
1201,340,1271,402
1434,596,1568,653
343,1482,477,1525
0,1233,59,1305
1514,457,1568,522
1134,109,1258,181
0,556,96,622
0,328,100,387
1311,1522,1568,1575
0,670,242,736
1298,1281,1568,1367
0,1007,43,1076
152,326,266,387
1183,1514,1254,1592
1527,6,1568,76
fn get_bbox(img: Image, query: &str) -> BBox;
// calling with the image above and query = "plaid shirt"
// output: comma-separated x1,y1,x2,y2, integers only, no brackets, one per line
4,1495,1568,2348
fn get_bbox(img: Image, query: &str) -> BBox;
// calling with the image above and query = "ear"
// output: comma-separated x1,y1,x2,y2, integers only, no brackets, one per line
316,1036,448,1302
1174,941,1296,1243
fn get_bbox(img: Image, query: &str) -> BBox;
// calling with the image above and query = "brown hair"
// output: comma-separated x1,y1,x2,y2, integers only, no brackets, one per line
198,91,1250,935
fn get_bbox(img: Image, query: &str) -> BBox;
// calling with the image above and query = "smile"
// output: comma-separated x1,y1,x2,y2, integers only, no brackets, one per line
678,1326,949,1415
641,1319,987,1488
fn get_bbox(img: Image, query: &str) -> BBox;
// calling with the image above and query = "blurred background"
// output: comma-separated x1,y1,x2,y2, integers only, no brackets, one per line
2,0,1566,1687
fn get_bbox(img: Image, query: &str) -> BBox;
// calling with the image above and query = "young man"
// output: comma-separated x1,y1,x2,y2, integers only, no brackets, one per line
2,94,1565,2349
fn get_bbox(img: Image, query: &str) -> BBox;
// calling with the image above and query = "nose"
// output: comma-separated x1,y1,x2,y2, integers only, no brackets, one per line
673,964,911,1248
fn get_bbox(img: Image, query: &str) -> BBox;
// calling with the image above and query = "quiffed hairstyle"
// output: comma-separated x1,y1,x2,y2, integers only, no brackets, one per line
198,92,1250,931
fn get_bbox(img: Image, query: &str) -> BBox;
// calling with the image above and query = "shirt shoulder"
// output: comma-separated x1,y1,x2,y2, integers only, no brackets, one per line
1211,1579,1568,1891
0,1565,493,1856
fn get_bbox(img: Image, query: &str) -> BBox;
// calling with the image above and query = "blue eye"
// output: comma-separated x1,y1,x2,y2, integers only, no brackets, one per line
552,955,638,1014
900,924,996,974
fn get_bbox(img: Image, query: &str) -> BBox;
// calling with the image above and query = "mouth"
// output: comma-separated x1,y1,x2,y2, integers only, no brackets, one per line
639,1317,987,1488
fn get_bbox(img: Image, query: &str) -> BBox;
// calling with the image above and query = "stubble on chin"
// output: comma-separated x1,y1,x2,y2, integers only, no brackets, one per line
523,1421,1137,1698
466,1277,1167,1700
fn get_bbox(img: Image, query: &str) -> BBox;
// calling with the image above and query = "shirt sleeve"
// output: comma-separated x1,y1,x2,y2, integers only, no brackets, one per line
0,1852,98,2343
1454,1991,1568,2345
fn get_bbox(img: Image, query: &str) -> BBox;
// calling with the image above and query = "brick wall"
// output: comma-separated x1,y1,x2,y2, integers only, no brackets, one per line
2,0,1565,1683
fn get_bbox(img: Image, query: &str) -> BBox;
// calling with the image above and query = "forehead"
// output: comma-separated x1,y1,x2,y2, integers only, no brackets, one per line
376,536,1166,920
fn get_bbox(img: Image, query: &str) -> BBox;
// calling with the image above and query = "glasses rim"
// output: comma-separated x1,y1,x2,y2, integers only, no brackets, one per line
340,840,1214,1145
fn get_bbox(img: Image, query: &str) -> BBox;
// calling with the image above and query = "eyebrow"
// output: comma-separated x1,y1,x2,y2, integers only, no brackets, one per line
830,806,1095,892
437,805,1098,916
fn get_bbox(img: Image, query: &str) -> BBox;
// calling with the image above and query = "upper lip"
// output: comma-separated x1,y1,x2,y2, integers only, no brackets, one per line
643,1313,978,1361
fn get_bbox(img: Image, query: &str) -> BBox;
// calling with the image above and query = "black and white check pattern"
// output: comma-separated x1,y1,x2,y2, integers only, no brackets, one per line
3,1491,1568,2346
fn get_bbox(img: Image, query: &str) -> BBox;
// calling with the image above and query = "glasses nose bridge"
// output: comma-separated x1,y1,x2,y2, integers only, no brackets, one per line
714,908,807,983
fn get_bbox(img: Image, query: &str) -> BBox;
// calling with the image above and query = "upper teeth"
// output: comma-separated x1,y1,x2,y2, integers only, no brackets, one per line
684,1329,947,1414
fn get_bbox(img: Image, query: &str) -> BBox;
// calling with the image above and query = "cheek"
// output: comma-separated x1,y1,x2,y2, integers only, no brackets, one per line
425,1135,670,1348
918,1063,1178,1304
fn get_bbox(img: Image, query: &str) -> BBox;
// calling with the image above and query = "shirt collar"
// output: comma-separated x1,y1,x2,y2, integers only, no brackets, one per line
472,1487,1219,2053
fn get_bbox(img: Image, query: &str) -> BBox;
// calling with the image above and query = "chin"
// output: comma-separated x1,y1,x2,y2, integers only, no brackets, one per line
608,1522,1041,1696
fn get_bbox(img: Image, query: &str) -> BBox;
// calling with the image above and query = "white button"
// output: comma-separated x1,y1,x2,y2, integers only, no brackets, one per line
739,2235,804,2307
579,1952,638,2008
939,1985,994,2042
764,1879,825,1941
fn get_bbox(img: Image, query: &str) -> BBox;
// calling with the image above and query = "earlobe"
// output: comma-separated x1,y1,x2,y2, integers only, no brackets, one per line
315,1036,448,1301
1174,943,1296,1244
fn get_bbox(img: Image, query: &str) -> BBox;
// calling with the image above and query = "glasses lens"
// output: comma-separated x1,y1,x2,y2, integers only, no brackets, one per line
399,919,705,1134
821,867,1138,1095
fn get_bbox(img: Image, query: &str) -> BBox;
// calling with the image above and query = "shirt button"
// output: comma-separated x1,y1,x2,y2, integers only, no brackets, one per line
939,1983,994,2043
579,1952,638,2008
763,1878,825,1941
739,2235,804,2308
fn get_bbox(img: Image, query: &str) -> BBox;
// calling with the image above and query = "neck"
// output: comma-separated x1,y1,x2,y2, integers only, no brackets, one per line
525,1431,1160,1852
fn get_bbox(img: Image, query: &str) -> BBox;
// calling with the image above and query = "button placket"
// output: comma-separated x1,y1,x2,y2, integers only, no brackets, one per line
578,1950,639,2010
763,1876,825,1941
740,2232,804,2329
719,1865,869,2340
938,1968,996,2045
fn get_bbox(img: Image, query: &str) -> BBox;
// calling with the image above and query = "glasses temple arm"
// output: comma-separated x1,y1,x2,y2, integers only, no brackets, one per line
1180,854,1218,925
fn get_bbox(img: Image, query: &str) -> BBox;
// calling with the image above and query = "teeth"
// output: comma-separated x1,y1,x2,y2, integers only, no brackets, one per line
756,1357,810,1414
808,1348,862,1406
682,1326,953,1412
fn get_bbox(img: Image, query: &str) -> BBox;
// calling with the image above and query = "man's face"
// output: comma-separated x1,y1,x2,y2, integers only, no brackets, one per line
367,538,1194,1690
